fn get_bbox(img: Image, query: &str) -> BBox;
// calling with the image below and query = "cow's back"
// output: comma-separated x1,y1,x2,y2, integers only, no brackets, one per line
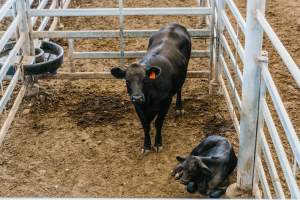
140,23,191,97
148,23,191,69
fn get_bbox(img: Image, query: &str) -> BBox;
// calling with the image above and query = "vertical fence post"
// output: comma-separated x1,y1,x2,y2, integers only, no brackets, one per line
118,0,125,67
16,0,34,56
12,1,19,40
25,0,34,54
209,0,224,94
197,0,206,26
17,0,37,96
252,51,268,197
237,0,266,193
68,39,75,73
208,0,215,89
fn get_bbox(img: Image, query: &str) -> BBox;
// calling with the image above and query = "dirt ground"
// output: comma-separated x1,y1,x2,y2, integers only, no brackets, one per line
0,0,299,198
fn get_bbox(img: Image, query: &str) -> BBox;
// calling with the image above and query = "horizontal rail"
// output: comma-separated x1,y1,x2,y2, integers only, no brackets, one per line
225,0,246,33
261,100,300,198
38,70,210,80
260,130,285,198
220,55,242,111
261,64,300,166
220,34,243,83
221,10,245,62
0,0,15,22
0,84,26,145
30,7,213,17
256,11,300,88
32,29,211,39
71,50,210,59
0,67,20,113
0,14,21,53
220,76,240,136
257,158,272,199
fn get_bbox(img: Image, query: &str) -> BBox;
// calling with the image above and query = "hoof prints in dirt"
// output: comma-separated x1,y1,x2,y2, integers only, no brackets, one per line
68,94,131,128
203,113,235,135
23,91,61,113
174,95,235,135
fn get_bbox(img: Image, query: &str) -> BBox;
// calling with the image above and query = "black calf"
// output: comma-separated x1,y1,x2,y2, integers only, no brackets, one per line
172,135,237,198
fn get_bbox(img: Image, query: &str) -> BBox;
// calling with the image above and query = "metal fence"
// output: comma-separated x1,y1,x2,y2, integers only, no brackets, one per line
214,0,300,198
0,0,299,198
29,1,212,79
0,0,70,143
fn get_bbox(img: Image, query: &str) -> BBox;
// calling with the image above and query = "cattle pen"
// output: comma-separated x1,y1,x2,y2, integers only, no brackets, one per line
0,0,299,198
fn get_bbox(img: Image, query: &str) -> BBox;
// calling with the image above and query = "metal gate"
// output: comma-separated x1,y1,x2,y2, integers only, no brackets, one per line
0,0,299,198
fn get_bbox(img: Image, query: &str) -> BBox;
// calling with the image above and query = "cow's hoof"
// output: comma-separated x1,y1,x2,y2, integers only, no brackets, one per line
175,109,185,116
153,145,163,153
140,148,151,156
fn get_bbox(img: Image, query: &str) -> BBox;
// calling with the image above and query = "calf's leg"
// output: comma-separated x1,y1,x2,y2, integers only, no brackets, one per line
208,178,229,198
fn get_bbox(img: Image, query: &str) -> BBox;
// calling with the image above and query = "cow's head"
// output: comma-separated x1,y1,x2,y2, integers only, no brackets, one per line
172,155,213,195
111,63,161,104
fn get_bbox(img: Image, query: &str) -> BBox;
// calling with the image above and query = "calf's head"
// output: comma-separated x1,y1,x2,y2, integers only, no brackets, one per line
172,155,213,194
111,63,161,104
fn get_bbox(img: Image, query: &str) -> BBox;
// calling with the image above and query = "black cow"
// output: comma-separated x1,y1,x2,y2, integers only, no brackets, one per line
111,23,191,155
171,135,237,198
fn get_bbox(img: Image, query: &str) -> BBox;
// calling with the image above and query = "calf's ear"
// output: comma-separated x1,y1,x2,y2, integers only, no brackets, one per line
200,164,213,180
195,156,213,179
146,66,161,80
176,155,187,163
111,67,126,79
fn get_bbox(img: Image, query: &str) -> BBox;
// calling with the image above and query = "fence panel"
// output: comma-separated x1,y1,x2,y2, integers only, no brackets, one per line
219,0,300,198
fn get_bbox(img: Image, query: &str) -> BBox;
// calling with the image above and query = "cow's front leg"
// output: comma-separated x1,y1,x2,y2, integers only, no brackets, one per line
135,105,154,155
142,122,151,154
154,98,172,152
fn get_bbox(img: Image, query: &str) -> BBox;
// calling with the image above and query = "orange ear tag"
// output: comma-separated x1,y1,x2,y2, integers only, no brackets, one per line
149,71,156,79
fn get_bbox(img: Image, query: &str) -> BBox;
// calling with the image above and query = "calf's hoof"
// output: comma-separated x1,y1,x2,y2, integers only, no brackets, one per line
209,189,226,198
153,145,163,153
175,109,185,116
174,172,182,180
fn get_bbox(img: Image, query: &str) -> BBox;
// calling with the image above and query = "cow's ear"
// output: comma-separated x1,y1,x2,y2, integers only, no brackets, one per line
146,66,161,80
111,67,126,79
176,155,187,163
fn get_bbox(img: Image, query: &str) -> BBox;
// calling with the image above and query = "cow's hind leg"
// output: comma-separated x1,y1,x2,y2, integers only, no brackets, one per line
175,88,184,116
154,98,172,152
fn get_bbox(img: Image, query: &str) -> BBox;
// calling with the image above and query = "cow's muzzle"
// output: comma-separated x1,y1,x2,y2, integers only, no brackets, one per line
131,95,145,104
